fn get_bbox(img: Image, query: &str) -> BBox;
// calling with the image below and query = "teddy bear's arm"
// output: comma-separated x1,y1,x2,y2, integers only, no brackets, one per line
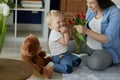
38,51,46,57
38,51,51,66
44,57,51,66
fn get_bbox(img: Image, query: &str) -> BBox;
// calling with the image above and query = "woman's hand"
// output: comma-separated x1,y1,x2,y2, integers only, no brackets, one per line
74,25,85,34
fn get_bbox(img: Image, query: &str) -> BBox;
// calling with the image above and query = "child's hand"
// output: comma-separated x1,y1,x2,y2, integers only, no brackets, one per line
59,27,67,34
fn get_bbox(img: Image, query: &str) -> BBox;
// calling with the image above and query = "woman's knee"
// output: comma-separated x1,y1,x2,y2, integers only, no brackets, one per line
86,50,113,71
87,57,105,70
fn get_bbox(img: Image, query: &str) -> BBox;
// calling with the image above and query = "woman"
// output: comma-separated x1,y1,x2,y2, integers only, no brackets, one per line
68,0,120,71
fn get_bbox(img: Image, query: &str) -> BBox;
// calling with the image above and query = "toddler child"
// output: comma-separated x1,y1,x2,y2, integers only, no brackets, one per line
46,10,81,73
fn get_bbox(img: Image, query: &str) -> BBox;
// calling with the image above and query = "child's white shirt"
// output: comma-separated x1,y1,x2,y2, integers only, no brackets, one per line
49,30,67,56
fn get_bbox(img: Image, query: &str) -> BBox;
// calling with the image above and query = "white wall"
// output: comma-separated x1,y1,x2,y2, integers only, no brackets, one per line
112,0,120,8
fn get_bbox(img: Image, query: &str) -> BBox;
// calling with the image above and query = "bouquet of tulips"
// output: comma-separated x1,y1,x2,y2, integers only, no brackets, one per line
68,13,86,54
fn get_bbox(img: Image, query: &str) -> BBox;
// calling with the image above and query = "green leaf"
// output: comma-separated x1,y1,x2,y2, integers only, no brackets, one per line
76,37,80,44
0,0,7,3
75,32,85,42
0,25,7,53
7,0,15,9
73,17,78,25
0,16,7,53
0,14,4,34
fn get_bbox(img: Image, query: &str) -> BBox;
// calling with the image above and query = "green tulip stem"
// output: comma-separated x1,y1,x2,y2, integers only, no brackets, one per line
76,43,80,54
0,16,7,53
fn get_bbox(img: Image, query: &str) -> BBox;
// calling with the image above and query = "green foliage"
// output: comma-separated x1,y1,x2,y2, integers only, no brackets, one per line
0,14,3,34
0,0,14,53
0,0,8,3
0,14,6,53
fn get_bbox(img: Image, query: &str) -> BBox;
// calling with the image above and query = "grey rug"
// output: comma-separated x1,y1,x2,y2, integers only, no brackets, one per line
63,64,120,80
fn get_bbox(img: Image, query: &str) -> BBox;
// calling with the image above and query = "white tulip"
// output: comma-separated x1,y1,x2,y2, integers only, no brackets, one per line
0,3,10,16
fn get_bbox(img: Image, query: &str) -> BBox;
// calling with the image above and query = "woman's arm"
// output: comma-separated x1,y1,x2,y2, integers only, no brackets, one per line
75,25,109,44
84,27,109,43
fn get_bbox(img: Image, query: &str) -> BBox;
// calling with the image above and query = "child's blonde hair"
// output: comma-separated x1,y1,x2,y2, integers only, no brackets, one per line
46,10,62,24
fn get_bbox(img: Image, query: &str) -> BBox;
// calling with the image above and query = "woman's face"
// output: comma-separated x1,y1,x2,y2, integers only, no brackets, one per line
86,0,101,12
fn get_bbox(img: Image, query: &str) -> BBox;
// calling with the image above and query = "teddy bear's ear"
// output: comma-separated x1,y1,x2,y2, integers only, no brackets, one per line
21,34,41,55
25,42,36,56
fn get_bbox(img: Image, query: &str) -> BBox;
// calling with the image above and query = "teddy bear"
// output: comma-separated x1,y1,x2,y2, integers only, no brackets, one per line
20,34,53,79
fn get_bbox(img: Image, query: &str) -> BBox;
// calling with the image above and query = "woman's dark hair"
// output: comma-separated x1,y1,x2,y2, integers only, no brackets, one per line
97,0,115,10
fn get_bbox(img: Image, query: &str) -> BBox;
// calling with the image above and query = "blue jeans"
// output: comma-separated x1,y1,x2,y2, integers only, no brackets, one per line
51,52,81,73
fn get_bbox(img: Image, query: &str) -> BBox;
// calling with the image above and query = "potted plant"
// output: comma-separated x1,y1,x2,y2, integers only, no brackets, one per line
0,0,14,53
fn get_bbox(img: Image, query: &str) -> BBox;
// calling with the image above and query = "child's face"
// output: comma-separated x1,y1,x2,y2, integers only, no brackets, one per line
50,15,65,31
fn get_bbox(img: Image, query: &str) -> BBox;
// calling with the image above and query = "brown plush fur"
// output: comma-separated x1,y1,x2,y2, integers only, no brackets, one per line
20,34,53,79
